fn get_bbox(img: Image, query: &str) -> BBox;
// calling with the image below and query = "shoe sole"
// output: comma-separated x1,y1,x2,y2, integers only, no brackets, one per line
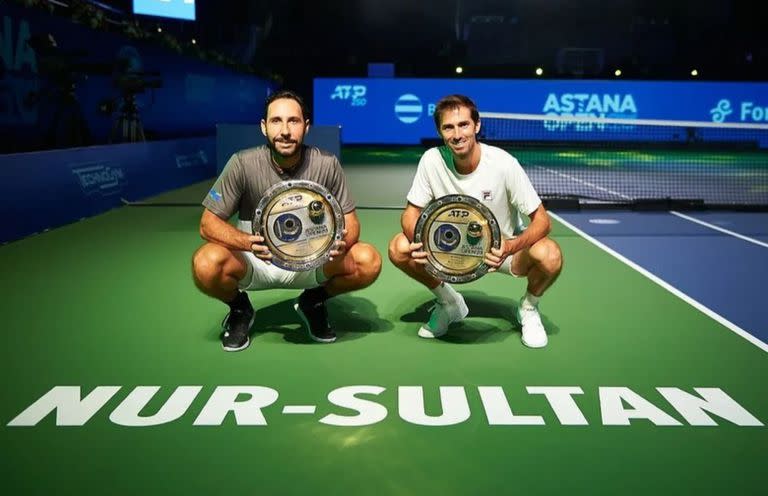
222,339,250,352
294,301,336,343
221,311,256,352
417,326,446,338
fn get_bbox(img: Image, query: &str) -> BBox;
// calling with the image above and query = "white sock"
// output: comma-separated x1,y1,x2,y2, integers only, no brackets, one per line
521,292,540,309
431,282,459,303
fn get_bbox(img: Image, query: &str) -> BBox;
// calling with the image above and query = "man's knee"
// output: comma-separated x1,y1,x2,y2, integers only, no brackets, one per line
387,233,410,266
530,238,563,275
350,242,382,284
192,244,232,283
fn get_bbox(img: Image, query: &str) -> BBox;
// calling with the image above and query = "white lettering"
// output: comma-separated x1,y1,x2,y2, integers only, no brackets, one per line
657,387,764,427
543,93,637,117
193,386,278,426
543,93,560,113
585,94,603,113
619,95,637,113
602,94,620,114
331,85,349,99
528,386,588,425
741,102,753,121
398,386,470,426
561,94,576,112
478,387,544,425
599,387,681,426
320,386,387,426
109,386,202,427
7,386,120,426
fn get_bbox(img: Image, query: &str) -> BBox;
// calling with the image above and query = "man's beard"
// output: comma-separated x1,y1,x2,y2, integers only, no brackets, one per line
269,136,302,159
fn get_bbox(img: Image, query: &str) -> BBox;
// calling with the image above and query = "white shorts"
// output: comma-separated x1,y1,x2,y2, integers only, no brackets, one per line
496,253,523,278
238,251,321,291
235,219,321,291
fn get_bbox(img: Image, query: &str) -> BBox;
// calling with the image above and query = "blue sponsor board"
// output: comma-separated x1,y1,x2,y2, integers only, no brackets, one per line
314,79,768,144
0,137,215,243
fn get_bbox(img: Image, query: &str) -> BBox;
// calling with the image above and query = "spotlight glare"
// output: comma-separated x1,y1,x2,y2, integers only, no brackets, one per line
691,69,699,76
157,27,163,33
535,67,543,76
192,39,197,45
614,69,622,77
455,66,463,74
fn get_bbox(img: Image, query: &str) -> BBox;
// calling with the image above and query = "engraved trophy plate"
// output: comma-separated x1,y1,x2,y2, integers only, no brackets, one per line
253,180,344,271
414,195,501,283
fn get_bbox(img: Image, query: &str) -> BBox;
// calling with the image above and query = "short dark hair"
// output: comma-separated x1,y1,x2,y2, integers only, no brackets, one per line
433,94,480,129
264,89,309,121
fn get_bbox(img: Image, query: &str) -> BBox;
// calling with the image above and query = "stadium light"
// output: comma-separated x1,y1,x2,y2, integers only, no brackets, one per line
192,39,197,45
535,67,543,76
455,66,463,74
614,69,622,77
157,27,163,33
691,69,699,77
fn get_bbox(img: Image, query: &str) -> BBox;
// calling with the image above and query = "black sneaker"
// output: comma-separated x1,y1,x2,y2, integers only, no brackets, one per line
294,290,336,343
221,302,255,352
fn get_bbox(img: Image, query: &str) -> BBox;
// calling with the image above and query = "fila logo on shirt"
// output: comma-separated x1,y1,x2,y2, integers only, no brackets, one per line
482,190,493,201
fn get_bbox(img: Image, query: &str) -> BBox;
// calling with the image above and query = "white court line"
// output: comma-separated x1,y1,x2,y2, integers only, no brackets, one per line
669,211,768,249
282,405,317,414
549,212,768,353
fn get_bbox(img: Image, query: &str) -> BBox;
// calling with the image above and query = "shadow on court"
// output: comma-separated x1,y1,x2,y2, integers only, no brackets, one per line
205,294,392,345
398,290,560,344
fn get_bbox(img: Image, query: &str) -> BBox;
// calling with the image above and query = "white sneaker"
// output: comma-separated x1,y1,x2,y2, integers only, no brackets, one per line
418,293,469,338
517,301,548,348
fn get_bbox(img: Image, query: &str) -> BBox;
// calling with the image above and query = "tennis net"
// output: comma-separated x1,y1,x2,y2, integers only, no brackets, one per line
479,112,768,208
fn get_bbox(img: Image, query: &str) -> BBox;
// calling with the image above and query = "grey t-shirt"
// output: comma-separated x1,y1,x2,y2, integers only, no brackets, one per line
202,145,355,225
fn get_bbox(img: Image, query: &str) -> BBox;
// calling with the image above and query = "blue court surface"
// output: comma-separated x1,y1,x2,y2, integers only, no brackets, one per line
552,210,768,349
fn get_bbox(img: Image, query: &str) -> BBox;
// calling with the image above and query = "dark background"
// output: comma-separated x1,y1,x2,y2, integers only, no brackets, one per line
110,0,767,111
152,1,766,77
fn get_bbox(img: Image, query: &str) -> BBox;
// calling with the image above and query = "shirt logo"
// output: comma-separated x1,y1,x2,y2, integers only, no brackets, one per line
481,190,493,201
208,189,223,202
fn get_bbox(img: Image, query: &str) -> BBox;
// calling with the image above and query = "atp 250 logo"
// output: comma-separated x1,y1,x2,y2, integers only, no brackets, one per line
330,85,367,107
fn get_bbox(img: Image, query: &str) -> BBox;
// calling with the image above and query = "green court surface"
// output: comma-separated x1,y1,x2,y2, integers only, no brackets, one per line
1,201,766,495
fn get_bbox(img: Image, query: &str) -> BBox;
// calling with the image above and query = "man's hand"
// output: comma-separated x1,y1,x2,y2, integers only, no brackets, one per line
328,229,349,260
484,239,518,272
409,241,429,265
249,234,272,263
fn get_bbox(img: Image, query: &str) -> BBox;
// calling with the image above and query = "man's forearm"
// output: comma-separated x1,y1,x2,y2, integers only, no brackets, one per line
342,212,361,247
200,214,252,251
401,208,420,242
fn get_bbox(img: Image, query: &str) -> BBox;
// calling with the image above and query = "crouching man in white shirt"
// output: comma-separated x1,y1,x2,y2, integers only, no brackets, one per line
388,94,563,348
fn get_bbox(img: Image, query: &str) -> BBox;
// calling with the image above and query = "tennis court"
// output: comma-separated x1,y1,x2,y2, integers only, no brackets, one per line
1,146,766,495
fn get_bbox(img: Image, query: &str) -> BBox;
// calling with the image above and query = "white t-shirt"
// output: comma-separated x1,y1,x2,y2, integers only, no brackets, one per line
406,143,541,239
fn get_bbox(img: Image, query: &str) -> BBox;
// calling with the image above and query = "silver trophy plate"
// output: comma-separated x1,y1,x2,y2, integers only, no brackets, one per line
253,180,344,272
414,195,501,283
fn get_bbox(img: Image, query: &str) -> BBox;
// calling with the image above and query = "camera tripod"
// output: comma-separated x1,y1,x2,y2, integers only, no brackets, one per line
110,92,145,143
